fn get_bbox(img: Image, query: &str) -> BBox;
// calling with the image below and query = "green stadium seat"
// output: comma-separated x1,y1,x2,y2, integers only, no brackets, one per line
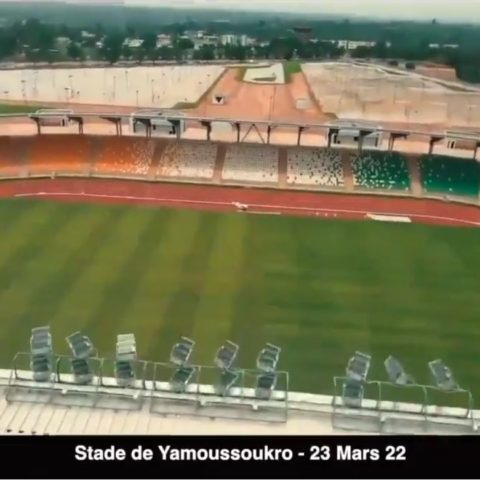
420,155,479,198
352,151,411,191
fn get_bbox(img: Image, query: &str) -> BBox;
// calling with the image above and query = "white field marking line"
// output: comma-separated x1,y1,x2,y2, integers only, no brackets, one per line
13,191,480,227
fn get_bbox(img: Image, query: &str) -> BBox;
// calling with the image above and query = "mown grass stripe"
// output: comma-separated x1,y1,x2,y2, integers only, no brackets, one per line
191,212,248,366
156,211,221,365
125,210,204,362
83,208,174,356
0,203,113,357
3,205,124,358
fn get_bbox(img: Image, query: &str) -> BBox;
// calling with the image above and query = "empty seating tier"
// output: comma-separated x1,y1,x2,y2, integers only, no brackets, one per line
0,137,27,177
28,135,91,174
287,148,344,187
351,151,411,191
158,142,217,179
94,137,155,176
420,155,479,198
222,145,279,184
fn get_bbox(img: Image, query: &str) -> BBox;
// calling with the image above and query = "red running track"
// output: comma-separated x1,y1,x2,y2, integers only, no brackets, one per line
1,178,480,228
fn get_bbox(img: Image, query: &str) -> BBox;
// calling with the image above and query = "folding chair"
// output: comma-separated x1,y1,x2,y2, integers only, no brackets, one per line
214,340,239,370
428,359,458,391
385,355,415,385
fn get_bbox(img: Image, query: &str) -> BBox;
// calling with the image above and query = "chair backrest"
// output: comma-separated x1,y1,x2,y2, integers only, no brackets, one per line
116,333,137,360
215,340,239,369
30,326,53,355
429,359,457,390
170,337,194,365
66,331,94,359
346,351,371,381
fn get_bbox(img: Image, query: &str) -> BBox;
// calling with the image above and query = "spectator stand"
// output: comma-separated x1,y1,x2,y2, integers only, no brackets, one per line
332,354,475,434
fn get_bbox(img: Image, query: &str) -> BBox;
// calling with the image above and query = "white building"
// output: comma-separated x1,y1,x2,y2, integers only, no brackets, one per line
156,34,172,48
337,40,376,50
123,38,144,49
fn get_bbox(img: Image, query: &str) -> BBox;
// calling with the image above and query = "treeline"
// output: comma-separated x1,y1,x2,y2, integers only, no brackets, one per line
0,17,479,83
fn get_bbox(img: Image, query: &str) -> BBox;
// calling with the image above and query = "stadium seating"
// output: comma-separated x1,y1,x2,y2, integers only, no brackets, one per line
286,148,344,187
351,151,411,191
94,137,155,176
0,137,28,177
158,142,217,179
222,145,279,184
420,155,479,198
28,135,90,175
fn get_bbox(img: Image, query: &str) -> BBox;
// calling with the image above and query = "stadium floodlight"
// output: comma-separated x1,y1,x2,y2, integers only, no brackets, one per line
384,355,415,385
70,357,94,385
66,331,95,359
170,365,196,393
214,340,239,370
255,372,277,400
345,351,371,382
256,343,281,373
116,333,137,361
30,326,52,356
428,359,459,391
169,337,195,366
30,354,52,382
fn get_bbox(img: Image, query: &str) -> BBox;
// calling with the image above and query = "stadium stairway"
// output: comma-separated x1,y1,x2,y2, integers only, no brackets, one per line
87,137,108,177
212,144,226,184
277,148,288,188
407,155,423,197
342,151,354,192
150,140,168,180
0,137,31,178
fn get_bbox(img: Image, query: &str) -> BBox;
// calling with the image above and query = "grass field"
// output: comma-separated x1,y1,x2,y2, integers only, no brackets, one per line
1,198,480,405
283,61,302,83
0,103,44,114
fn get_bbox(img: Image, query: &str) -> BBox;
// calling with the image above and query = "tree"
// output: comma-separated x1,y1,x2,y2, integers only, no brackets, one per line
0,31,17,59
102,33,123,64
67,42,84,60
142,32,156,52
121,45,132,60
193,45,215,61
177,38,194,50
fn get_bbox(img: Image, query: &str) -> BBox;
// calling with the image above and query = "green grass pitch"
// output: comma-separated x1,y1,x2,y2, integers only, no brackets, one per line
1,198,480,405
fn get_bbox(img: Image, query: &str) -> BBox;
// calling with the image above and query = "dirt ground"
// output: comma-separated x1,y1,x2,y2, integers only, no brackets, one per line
189,68,329,123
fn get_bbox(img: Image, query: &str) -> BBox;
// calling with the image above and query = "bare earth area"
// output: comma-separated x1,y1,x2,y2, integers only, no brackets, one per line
189,68,328,123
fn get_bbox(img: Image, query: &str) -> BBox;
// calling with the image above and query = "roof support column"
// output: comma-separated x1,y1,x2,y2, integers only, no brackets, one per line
428,135,444,155
297,126,305,147
201,121,212,142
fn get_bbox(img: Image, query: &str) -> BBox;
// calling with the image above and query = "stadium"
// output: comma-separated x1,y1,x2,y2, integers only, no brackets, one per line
0,61,479,435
